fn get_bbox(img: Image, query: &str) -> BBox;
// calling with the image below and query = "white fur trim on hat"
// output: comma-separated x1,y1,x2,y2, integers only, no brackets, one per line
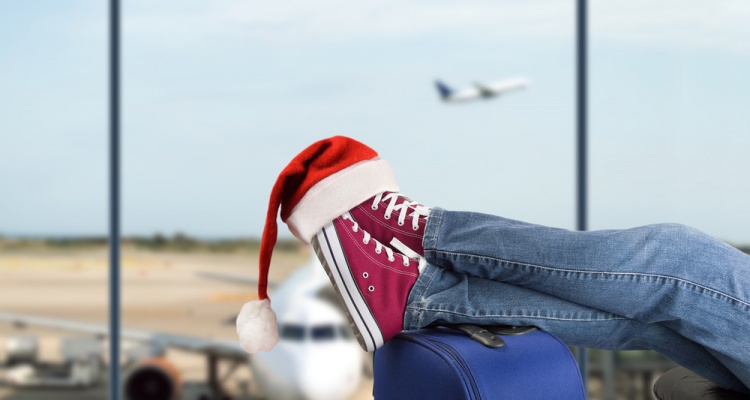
236,299,279,353
285,158,399,243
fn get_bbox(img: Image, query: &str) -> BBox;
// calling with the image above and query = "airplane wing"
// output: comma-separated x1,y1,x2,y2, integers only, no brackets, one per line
196,270,259,286
196,270,283,290
475,83,496,98
444,88,482,102
0,311,248,361
485,78,530,94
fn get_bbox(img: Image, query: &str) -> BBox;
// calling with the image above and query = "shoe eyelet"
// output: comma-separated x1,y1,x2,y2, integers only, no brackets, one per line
412,224,419,231
397,221,404,226
363,272,369,278
388,256,395,262
383,214,391,220
371,205,378,210
363,238,370,245
375,248,382,254
403,260,410,267
368,286,375,292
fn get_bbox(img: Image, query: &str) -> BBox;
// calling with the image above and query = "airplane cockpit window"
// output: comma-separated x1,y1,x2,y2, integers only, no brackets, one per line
279,324,306,341
280,324,343,341
311,325,336,341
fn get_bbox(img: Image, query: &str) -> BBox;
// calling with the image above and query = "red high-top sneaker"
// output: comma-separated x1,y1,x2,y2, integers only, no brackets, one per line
311,212,421,352
247,136,425,354
348,192,430,258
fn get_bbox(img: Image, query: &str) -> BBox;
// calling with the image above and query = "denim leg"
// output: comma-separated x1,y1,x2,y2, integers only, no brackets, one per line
404,264,741,390
419,208,750,392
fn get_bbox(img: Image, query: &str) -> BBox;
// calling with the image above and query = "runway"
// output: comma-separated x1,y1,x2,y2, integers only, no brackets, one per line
0,247,374,399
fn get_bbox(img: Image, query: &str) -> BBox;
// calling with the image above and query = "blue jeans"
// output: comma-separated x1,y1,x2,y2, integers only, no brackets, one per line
403,208,750,393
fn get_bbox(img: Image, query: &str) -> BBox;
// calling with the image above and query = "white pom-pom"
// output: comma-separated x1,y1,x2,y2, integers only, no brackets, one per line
236,299,279,353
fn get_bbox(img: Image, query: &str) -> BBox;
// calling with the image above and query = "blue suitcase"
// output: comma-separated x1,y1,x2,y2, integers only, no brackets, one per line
374,325,585,400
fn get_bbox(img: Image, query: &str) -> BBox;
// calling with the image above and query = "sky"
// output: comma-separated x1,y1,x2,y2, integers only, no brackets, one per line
1,0,749,245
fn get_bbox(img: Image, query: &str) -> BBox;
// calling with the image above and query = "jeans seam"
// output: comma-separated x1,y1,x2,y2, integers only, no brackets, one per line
404,265,441,329
412,265,439,300
422,207,443,251
434,250,750,310
403,306,629,322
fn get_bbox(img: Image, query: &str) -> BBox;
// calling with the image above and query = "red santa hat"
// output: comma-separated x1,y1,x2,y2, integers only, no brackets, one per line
237,136,399,353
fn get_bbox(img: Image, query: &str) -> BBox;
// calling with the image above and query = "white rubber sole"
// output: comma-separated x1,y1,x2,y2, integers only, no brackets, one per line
311,221,384,352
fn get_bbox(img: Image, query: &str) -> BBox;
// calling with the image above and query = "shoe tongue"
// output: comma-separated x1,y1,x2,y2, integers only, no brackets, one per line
383,191,408,202
390,238,421,259
383,192,429,218
413,205,431,218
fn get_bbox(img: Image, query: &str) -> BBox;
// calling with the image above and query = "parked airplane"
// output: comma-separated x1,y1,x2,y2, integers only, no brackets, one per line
435,78,530,103
0,254,364,400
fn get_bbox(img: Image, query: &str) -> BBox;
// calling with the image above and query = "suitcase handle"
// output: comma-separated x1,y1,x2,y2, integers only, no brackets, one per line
486,325,539,336
435,324,539,349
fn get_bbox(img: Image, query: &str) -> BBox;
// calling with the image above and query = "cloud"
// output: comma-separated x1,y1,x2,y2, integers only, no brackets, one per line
590,0,750,52
122,0,750,52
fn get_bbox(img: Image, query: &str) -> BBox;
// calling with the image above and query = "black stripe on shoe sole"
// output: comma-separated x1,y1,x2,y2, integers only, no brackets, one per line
311,223,382,352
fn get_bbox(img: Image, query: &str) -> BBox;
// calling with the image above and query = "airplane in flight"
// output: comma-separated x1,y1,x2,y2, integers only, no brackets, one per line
435,78,530,103
0,254,365,400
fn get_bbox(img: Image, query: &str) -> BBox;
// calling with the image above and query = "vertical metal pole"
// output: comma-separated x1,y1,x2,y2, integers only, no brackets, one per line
109,0,121,399
576,0,589,391
603,350,616,400
577,0,587,230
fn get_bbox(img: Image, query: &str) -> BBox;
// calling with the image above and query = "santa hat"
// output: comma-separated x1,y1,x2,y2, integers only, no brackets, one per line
237,136,399,353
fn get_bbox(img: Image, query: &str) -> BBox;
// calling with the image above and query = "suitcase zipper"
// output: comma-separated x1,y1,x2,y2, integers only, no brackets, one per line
408,334,481,400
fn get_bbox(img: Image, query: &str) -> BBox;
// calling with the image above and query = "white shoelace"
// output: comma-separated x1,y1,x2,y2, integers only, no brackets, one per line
371,192,431,231
345,216,411,266
370,192,429,269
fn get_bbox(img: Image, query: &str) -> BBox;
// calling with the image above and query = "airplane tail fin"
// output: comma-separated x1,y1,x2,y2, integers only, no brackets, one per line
434,80,453,99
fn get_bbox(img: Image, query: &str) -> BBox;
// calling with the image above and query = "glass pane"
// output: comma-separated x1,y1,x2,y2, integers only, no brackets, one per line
591,1,750,397
591,1,750,239
310,325,336,342
122,1,573,399
279,324,305,341
0,1,107,399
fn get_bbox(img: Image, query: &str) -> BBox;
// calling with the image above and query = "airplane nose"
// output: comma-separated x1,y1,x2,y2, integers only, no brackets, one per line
300,347,362,400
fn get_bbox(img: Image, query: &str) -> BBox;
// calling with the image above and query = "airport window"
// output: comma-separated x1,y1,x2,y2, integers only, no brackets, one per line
588,1,750,237
279,324,306,341
4,2,748,400
4,1,578,399
0,0,109,395
586,1,750,398
311,325,337,341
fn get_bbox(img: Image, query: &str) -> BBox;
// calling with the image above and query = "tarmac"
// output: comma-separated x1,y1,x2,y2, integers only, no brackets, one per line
0,247,375,400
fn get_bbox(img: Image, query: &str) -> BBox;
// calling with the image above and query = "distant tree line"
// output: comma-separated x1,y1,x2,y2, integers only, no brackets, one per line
0,232,748,255
124,232,299,253
0,232,300,253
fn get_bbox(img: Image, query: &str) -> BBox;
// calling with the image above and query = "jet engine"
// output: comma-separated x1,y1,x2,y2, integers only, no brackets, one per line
123,357,182,400
5,336,39,365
